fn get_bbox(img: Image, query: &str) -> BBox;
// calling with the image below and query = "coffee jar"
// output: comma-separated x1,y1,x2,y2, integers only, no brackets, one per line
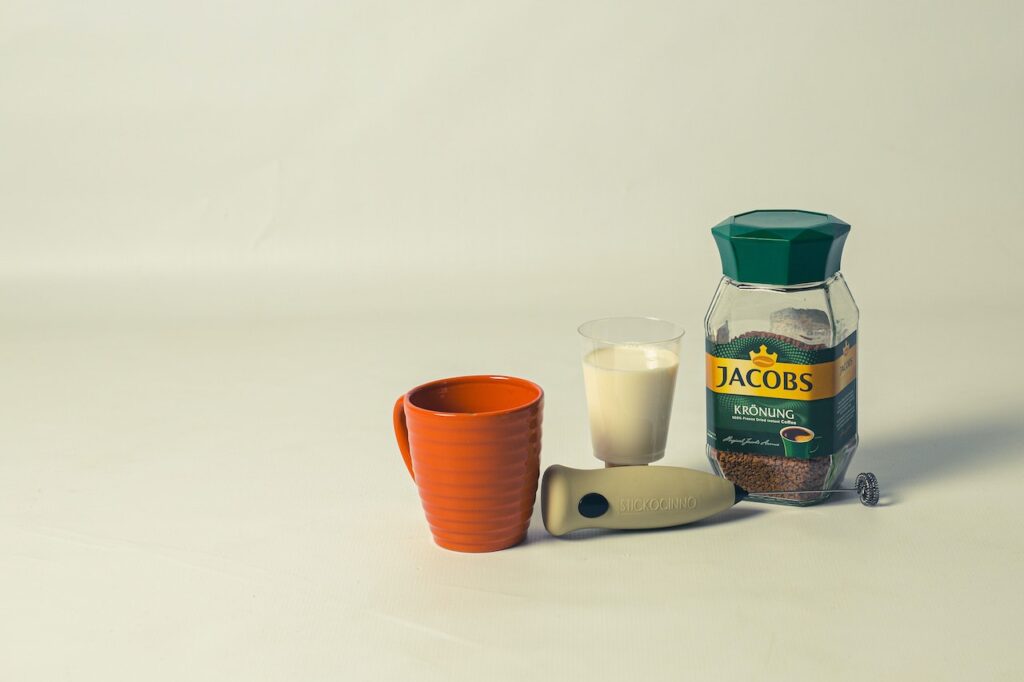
704,210,859,505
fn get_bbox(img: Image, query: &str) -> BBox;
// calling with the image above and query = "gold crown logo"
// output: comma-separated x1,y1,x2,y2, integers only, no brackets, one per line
749,344,778,368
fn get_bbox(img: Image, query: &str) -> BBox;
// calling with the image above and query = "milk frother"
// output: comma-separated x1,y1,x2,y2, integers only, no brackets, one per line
541,465,879,536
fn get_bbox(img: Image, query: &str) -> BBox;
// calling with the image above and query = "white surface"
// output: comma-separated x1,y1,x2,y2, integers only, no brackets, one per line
2,2,1024,680
4,309,1023,680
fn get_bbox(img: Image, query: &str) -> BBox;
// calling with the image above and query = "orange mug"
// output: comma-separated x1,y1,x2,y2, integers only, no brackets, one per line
393,375,544,552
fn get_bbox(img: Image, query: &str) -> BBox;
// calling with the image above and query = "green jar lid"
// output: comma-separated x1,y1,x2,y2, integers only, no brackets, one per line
711,210,851,285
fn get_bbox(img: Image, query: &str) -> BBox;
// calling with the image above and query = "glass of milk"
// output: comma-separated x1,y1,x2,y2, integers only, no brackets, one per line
579,317,685,467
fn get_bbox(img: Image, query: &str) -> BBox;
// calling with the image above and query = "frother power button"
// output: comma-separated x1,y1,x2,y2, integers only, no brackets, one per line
578,492,610,518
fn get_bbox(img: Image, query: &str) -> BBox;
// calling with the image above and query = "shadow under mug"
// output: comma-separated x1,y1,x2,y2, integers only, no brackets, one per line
393,375,544,553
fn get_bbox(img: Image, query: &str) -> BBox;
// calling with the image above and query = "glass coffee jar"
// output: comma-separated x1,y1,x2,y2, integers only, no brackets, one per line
704,210,859,505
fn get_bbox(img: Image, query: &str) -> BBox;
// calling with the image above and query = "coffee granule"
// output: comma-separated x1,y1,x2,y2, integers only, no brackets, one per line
711,449,830,502
731,328,825,353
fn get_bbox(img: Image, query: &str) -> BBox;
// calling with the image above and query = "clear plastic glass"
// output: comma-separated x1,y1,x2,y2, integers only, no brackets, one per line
578,317,685,467
704,274,859,505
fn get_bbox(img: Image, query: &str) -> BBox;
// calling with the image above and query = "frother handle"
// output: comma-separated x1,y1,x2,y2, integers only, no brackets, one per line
541,465,742,536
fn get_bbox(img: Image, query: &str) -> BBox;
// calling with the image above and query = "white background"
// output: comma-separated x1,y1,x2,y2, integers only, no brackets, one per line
2,2,1023,680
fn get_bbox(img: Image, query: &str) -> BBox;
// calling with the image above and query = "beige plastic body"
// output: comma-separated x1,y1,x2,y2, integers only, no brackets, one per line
541,465,740,536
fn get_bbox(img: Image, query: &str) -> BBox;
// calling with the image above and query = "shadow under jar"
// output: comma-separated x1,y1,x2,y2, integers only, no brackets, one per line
704,210,859,505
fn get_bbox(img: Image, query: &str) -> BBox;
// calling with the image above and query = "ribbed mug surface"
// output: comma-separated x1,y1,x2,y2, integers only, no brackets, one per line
394,376,543,553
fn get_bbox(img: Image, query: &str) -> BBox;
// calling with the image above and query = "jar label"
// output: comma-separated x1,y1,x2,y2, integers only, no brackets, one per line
705,333,857,459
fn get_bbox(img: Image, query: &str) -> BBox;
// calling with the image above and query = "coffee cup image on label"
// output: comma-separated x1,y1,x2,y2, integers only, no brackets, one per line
780,426,819,457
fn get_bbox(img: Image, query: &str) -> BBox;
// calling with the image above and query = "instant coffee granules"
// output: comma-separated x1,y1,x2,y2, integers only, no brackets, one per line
704,211,859,505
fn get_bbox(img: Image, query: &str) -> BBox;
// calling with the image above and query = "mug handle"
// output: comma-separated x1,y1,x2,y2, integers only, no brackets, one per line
393,396,415,480
810,437,821,455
